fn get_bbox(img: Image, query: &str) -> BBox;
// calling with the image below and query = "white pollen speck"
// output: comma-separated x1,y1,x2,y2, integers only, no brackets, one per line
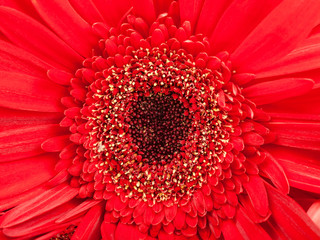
97,143,106,152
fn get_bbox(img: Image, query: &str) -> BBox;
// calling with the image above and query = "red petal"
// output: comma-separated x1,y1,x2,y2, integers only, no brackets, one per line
257,35,320,78
259,151,290,194
221,220,245,240
41,135,71,152
56,199,102,224
143,206,155,225
0,124,64,161
0,184,79,228
0,154,56,199
0,71,65,112
72,203,104,240
32,0,98,57
131,0,156,25
243,175,269,217
165,204,178,222
173,208,186,230
235,206,272,239
0,39,50,77
0,7,82,70
101,222,116,240
0,108,62,132
2,200,80,238
68,0,104,25
210,0,280,53
265,145,320,193
115,223,146,240
92,0,131,27
47,68,72,86
196,0,231,36
265,122,320,150
266,184,320,240
192,190,206,215
179,0,203,28
0,184,47,212
242,78,314,105
231,0,320,72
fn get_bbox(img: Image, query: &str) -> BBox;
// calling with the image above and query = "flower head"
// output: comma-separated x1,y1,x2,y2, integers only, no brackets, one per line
1,0,320,239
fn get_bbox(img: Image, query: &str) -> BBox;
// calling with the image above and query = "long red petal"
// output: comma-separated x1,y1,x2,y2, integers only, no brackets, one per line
92,0,131,27
0,154,56,199
243,175,269,217
0,184,79,228
235,206,272,239
266,184,320,240
72,203,104,240
242,78,314,105
231,0,320,72
32,0,98,57
259,151,290,194
0,124,65,161
265,122,320,150
210,0,280,53
0,71,65,112
0,39,50,77
257,35,320,78
265,145,320,193
0,6,82,70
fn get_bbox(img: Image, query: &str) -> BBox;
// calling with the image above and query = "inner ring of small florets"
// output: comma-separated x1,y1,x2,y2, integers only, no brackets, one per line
84,47,234,201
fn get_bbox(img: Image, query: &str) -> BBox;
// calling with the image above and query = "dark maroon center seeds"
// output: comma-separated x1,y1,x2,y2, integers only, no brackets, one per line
129,94,191,165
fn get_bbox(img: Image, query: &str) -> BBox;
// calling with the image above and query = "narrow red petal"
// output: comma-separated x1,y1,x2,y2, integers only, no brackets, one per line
47,68,72,86
0,184,47,212
92,0,131,27
257,35,320,78
0,7,82,70
68,0,104,25
265,145,320,193
231,0,320,72
0,124,65,161
179,0,203,29
101,222,116,240
0,108,62,132
196,0,231,36
0,154,56,199
266,184,320,240
235,206,272,240
221,220,245,240
72,203,104,240
131,0,156,25
210,0,280,53
114,223,146,240
56,199,102,224
243,175,269,217
265,121,320,150
2,201,80,239
242,78,314,105
0,184,79,228
259,151,290,194
32,0,98,57
0,71,65,112
41,135,71,152
0,39,50,77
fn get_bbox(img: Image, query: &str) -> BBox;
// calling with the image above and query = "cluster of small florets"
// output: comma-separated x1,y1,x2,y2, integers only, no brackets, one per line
84,47,234,201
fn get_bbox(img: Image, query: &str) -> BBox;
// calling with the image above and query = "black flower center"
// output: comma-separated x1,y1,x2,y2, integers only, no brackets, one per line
128,94,191,165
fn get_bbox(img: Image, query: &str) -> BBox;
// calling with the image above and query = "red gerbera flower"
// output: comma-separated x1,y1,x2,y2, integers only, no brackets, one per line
1,0,320,239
